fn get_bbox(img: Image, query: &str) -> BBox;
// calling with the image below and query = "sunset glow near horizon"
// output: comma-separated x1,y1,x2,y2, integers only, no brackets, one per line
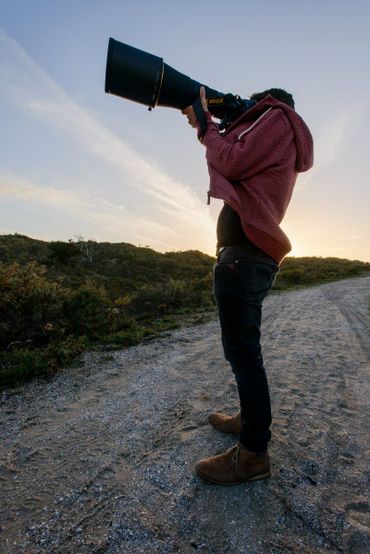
0,1,369,261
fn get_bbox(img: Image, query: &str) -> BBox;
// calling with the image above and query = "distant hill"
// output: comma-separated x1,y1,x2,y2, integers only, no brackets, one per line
1,234,369,388
0,233,368,290
0,233,214,295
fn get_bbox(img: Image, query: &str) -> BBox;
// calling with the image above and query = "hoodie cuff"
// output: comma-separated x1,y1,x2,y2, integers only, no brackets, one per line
200,112,222,145
196,111,219,142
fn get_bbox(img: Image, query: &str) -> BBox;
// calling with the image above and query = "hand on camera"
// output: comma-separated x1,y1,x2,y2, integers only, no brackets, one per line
182,105,198,127
199,86,208,112
182,86,208,128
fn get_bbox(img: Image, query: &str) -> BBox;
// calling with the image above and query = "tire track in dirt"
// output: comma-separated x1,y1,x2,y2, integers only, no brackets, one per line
1,276,369,553
262,277,370,552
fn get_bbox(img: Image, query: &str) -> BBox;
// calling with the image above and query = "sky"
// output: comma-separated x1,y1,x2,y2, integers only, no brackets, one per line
0,0,369,261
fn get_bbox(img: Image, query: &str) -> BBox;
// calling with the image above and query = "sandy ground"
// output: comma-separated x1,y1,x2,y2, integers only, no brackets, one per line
1,276,369,553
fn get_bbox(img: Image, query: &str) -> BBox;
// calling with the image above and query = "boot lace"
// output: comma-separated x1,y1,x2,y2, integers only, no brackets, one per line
231,443,241,471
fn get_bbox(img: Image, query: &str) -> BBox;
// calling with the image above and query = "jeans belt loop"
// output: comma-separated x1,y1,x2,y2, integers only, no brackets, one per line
216,246,227,257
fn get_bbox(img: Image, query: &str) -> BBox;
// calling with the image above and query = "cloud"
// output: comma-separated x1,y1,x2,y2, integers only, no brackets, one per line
340,235,364,241
294,92,370,194
295,111,352,193
0,28,214,250
0,170,182,250
315,114,350,169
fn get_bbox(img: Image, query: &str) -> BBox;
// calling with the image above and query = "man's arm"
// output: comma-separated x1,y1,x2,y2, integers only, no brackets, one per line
182,87,290,181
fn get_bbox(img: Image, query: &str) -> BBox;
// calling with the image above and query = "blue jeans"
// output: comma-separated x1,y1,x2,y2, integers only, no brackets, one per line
213,246,279,452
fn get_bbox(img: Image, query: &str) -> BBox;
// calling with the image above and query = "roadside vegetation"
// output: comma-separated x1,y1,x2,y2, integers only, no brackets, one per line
1,234,369,388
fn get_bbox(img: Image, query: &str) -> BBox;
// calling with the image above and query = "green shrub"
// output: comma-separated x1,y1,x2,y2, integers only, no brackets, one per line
276,257,370,288
0,336,85,388
276,268,306,287
62,282,112,339
0,262,109,387
129,277,214,317
0,262,65,348
0,349,50,387
47,241,79,264
1,235,369,388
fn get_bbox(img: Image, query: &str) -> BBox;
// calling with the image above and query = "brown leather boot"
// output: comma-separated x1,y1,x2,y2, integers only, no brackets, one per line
195,443,270,485
208,412,242,435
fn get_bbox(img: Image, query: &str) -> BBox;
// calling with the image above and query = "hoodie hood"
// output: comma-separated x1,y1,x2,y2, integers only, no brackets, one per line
225,95,314,172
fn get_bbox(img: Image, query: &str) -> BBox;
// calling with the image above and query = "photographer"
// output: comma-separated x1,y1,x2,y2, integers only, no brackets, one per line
182,86,313,485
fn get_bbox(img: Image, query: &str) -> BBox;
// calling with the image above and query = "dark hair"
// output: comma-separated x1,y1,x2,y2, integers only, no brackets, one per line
250,88,295,109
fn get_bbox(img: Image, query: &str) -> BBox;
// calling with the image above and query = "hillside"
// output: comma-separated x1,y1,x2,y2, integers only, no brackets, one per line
1,233,369,289
0,233,214,294
1,233,369,388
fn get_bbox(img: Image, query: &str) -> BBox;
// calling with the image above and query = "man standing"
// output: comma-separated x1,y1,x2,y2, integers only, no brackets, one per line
182,86,313,485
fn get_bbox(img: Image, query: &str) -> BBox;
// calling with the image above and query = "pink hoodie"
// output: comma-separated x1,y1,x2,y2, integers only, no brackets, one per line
200,95,314,264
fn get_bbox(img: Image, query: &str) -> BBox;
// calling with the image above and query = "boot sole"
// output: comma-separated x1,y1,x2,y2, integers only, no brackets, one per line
196,468,271,485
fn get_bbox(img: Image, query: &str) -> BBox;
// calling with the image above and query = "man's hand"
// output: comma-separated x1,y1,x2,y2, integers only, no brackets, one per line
181,105,197,128
181,86,208,128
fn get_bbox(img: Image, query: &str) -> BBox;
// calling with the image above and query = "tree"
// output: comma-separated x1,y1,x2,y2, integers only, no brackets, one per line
48,241,79,264
73,235,95,264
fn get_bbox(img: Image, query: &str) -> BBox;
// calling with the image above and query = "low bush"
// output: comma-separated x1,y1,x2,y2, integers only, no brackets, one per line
0,262,110,387
0,262,65,348
129,276,214,317
1,234,369,388
0,336,85,388
0,259,214,388
275,257,369,288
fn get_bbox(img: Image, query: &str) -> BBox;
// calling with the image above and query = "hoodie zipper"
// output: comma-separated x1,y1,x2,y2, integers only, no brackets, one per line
237,107,273,140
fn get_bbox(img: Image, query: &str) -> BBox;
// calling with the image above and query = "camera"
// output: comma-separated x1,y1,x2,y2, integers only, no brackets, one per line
105,38,254,131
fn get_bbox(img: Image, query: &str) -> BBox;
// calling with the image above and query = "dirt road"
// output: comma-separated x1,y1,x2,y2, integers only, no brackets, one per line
1,276,369,553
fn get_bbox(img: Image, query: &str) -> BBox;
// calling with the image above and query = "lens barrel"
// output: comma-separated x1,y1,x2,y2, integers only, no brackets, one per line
105,38,225,111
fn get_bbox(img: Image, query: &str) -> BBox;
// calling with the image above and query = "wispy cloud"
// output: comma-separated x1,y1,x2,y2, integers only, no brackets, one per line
295,111,352,192
0,170,182,250
340,235,364,241
295,91,370,194
315,114,350,169
0,28,214,250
